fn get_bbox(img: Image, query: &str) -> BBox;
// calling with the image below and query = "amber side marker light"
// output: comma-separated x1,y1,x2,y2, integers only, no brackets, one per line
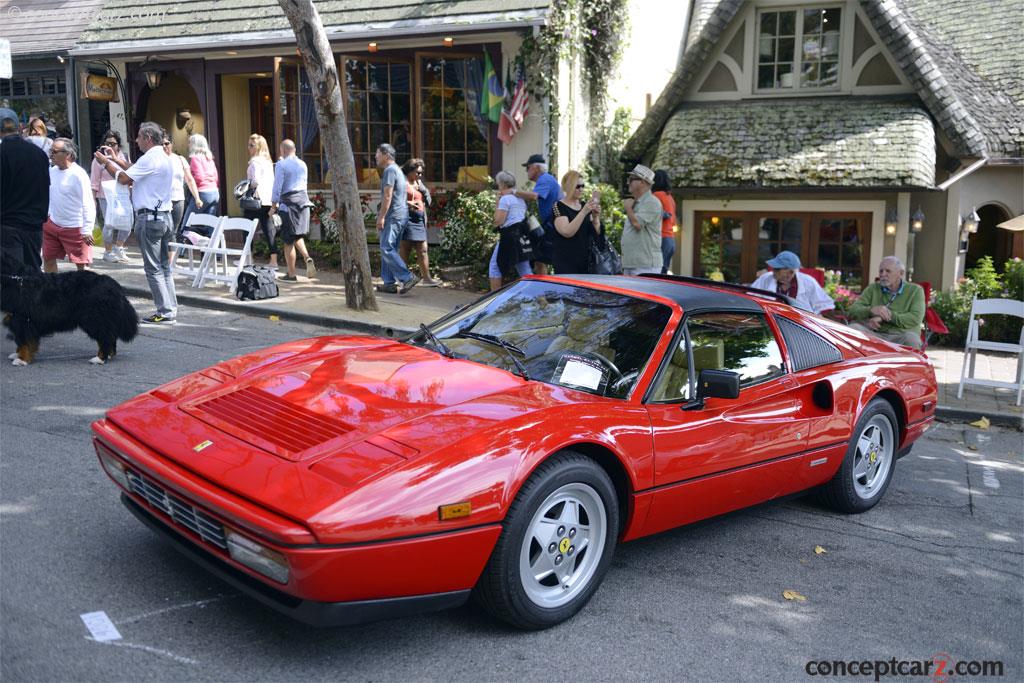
439,502,471,521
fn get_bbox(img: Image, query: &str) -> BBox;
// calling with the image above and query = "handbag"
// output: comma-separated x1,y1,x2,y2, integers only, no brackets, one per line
101,180,133,230
526,214,545,247
235,178,263,212
588,233,622,275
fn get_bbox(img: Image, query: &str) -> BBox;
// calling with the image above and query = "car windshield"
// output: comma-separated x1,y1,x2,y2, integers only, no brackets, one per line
416,280,672,399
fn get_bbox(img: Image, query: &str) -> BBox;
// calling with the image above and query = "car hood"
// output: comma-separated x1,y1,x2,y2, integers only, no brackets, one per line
104,338,545,529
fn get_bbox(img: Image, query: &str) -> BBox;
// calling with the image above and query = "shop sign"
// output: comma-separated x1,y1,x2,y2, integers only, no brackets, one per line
82,73,119,102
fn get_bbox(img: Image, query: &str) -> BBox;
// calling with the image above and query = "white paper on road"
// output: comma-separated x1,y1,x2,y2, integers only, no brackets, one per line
559,359,603,391
81,611,122,641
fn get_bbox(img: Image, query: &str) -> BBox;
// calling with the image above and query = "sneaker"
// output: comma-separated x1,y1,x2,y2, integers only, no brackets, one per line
420,279,440,287
102,251,117,263
141,313,176,325
114,247,130,263
398,275,421,295
280,274,298,282
375,283,398,293
305,257,317,278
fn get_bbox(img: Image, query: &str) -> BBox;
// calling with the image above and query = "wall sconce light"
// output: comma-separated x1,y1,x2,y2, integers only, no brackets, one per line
962,207,980,233
141,58,162,90
443,36,454,47
368,42,378,53
910,206,925,233
885,208,898,236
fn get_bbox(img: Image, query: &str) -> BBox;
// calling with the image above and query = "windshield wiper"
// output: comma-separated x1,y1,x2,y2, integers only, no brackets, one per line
455,331,530,380
417,323,454,358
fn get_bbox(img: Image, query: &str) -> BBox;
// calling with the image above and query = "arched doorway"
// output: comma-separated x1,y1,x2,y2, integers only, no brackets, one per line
137,73,204,157
966,203,1014,272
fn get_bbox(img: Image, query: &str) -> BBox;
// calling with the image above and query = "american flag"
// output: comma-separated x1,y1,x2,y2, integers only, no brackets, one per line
497,63,529,144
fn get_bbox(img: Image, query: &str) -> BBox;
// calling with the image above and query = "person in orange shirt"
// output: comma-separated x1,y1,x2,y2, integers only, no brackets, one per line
652,170,676,274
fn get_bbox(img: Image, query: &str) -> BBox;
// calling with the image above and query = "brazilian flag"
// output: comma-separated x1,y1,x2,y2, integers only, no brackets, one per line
481,51,504,124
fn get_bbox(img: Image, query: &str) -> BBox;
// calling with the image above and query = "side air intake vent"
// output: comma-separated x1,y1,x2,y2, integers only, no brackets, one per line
775,316,842,372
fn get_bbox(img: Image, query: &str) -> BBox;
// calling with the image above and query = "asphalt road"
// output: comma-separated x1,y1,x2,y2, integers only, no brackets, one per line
2,301,1021,682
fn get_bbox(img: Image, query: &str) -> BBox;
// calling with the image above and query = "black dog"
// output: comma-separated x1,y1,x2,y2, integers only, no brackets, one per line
1,257,138,366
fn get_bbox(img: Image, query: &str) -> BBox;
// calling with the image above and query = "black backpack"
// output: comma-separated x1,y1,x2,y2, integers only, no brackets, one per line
236,265,279,300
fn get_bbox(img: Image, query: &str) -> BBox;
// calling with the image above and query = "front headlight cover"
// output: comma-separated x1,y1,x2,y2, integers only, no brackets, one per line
225,529,290,584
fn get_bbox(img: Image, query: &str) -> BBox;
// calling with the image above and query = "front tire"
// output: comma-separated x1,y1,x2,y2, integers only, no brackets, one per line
474,451,619,629
819,398,899,513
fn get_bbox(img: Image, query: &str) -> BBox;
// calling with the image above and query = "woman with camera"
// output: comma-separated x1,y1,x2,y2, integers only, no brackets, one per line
551,170,601,275
90,129,132,262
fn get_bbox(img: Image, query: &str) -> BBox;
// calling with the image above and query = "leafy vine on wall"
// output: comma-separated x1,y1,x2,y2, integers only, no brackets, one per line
517,0,629,166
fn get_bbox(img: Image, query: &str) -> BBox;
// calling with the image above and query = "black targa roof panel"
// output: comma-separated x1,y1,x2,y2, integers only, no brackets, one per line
560,274,767,313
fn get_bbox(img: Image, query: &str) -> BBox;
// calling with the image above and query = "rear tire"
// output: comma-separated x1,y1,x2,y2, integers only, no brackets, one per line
474,451,619,629
819,399,898,513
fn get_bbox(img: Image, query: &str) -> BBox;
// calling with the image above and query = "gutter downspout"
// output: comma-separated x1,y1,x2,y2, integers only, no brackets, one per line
936,157,987,191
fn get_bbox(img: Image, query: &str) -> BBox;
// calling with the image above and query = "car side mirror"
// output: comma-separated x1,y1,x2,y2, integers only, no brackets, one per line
696,369,740,401
680,369,741,411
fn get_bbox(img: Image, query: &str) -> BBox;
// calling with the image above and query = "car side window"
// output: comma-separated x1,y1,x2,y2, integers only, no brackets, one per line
650,312,785,402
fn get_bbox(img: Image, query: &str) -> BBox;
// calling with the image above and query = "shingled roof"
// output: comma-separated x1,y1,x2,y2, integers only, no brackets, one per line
623,0,1024,168
73,0,551,53
651,98,935,189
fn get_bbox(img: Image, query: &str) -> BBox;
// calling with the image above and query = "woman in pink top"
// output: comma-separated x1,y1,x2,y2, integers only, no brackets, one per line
181,133,220,233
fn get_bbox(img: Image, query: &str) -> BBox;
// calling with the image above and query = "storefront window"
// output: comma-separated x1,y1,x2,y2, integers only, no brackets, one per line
815,217,864,284
0,71,68,133
420,56,489,186
278,62,325,185
344,58,411,188
694,211,870,286
698,214,744,283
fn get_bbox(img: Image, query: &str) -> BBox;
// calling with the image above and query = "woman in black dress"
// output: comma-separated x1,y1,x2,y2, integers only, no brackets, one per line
551,170,602,274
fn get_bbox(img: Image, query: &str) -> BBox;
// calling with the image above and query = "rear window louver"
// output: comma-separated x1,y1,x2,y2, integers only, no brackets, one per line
774,316,842,372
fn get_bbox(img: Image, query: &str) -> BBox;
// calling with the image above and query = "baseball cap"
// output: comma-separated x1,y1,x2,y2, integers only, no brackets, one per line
522,153,545,167
766,251,801,270
0,107,18,126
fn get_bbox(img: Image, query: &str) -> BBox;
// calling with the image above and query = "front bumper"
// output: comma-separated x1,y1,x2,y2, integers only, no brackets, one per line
123,494,473,627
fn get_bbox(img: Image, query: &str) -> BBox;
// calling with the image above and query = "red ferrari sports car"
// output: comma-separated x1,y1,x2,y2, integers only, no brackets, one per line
92,275,937,629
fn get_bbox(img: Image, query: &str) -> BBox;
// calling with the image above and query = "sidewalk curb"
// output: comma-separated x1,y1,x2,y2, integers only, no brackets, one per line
122,285,415,339
935,407,1023,431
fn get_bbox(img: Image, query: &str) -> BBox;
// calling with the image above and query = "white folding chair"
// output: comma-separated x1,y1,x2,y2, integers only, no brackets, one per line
169,214,223,287
193,217,259,293
957,297,1024,405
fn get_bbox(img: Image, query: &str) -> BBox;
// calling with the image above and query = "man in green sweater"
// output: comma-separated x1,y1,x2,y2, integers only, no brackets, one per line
848,256,925,348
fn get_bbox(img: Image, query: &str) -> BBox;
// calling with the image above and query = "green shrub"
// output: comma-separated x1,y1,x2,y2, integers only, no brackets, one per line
588,182,626,251
931,257,1023,347
438,188,498,274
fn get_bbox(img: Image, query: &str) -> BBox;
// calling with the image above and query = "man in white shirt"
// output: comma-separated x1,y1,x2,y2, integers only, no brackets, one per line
43,138,95,272
95,122,176,324
750,251,834,314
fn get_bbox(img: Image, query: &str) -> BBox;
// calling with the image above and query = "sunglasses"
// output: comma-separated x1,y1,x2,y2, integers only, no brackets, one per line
575,183,586,189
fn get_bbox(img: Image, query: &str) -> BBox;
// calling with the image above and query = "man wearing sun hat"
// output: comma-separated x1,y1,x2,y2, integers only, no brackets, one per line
750,250,834,314
621,164,662,275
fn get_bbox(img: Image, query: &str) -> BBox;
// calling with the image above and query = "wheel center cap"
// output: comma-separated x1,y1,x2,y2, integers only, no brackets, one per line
869,450,878,464
559,538,571,554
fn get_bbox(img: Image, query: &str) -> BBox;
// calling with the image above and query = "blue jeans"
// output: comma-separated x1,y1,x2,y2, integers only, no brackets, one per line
661,236,676,274
181,190,220,236
380,219,413,286
136,212,177,317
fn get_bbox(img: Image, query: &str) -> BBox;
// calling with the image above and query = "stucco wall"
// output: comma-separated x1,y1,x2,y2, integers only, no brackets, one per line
146,73,204,157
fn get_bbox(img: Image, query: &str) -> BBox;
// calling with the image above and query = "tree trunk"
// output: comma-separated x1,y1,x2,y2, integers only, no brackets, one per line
277,0,377,310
